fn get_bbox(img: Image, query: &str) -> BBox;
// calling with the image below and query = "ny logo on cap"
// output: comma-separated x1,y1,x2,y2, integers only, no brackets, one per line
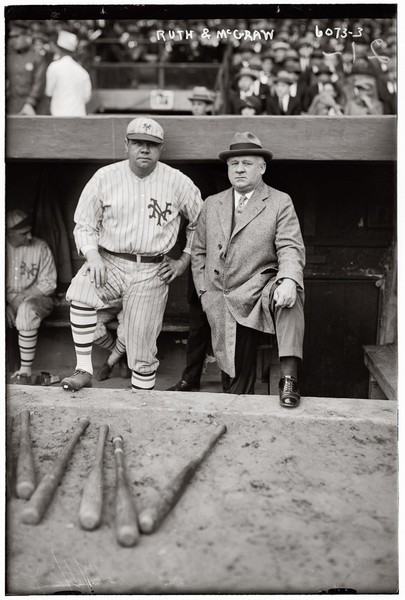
143,123,152,132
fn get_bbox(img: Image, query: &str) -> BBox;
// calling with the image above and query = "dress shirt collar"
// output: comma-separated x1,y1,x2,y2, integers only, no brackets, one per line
234,188,255,210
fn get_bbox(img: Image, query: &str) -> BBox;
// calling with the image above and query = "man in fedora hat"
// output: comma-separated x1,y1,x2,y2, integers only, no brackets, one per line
45,29,92,116
192,132,305,407
61,116,202,392
266,71,302,115
188,86,215,116
229,67,262,114
6,20,47,115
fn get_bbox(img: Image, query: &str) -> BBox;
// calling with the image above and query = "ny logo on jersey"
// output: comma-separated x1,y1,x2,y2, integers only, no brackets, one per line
148,198,172,226
20,261,39,279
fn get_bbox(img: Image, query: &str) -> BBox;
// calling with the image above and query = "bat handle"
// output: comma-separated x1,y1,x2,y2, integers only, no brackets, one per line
16,410,36,500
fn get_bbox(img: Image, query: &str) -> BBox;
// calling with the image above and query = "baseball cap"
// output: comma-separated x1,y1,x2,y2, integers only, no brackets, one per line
7,209,32,231
126,117,164,144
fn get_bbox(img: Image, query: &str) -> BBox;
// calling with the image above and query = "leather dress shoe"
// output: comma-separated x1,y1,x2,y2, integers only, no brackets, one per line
279,375,300,408
167,379,200,392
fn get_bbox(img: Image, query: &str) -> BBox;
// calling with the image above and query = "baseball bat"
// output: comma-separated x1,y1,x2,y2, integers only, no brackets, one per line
16,410,36,499
21,418,90,525
139,423,227,534
112,435,140,547
79,424,109,530
6,415,14,500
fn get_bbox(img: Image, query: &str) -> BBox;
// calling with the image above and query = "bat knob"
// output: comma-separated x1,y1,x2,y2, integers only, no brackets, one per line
79,512,100,531
16,481,35,500
138,509,156,534
117,525,140,547
21,505,41,525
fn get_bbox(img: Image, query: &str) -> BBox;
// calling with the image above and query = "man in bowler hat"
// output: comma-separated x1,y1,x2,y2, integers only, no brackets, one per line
191,132,305,407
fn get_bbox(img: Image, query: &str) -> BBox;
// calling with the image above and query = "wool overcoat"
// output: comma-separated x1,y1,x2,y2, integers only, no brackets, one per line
191,181,305,377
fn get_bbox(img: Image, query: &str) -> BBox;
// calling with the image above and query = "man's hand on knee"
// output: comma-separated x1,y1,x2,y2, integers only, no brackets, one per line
274,278,297,309
83,249,108,288
157,254,189,284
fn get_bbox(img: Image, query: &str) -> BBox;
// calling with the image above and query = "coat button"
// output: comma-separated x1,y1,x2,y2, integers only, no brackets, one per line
224,289,230,295
218,243,222,249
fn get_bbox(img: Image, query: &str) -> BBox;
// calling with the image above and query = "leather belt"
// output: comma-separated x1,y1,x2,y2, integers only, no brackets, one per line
101,248,165,263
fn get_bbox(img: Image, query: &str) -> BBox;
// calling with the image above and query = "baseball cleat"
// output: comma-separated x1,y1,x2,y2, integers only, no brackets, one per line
61,370,92,391
96,361,113,381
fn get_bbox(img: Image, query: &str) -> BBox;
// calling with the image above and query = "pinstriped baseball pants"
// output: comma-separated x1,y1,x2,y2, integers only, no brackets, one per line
9,295,54,331
66,251,168,374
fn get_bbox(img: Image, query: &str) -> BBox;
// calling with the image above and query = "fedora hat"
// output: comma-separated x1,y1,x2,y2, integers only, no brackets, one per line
219,132,273,162
239,96,262,113
273,70,293,84
188,86,214,104
235,67,259,82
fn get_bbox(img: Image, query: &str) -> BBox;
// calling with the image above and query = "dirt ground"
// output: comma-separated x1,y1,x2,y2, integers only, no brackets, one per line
6,386,398,594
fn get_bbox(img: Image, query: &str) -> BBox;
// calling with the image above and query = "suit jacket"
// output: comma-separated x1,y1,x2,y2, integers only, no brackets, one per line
191,182,305,376
266,94,302,115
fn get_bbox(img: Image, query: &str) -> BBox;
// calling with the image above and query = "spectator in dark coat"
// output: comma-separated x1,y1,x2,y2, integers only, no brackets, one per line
304,63,333,112
266,71,302,115
228,67,261,114
6,21,47,115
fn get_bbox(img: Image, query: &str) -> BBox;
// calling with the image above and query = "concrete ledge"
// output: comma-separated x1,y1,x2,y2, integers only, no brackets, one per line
7,385,397,424
7,386,397,594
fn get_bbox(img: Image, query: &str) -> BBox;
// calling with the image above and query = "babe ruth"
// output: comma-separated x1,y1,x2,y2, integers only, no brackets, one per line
61,117,202,392
7,209,57,383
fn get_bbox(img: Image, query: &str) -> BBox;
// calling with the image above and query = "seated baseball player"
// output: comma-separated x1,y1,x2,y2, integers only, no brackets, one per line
6,209,57,383
61,116,202,392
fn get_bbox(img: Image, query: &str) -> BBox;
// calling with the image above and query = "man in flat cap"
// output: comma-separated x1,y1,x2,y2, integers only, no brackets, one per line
6,21,47,115
7,209,57,383
192,132,305,407
61,117,202,392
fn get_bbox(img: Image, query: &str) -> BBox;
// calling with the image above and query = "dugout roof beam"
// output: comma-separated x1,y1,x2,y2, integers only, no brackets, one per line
6,116,396,162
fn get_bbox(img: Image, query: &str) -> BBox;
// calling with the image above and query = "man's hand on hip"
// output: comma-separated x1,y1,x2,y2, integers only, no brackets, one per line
82,249,107,288
158,254,190,284
274,278,297,308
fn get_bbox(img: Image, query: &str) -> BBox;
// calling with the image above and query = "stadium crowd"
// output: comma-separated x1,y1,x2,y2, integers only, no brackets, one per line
6,17,396,116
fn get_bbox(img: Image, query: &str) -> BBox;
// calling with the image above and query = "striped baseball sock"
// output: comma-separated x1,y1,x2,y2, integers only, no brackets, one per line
95,331,116,352
107,337,126,367
70,302,97,375
131,370,156,391
18,329,38,375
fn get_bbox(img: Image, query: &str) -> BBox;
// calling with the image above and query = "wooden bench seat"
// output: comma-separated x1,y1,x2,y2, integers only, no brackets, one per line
43,298,189,333
363,343,397,400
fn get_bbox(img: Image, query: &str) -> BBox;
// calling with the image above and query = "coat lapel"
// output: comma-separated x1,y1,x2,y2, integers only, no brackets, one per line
231,182,269,239
216,188,234,243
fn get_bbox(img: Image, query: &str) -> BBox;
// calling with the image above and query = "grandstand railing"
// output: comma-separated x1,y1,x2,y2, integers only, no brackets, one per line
90,62,222,90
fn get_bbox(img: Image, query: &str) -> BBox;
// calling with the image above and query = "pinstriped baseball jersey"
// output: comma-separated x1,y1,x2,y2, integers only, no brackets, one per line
73,160,202,256
7,238,57,301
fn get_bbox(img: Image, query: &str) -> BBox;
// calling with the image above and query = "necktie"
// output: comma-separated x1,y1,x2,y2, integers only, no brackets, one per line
236,194,248,214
